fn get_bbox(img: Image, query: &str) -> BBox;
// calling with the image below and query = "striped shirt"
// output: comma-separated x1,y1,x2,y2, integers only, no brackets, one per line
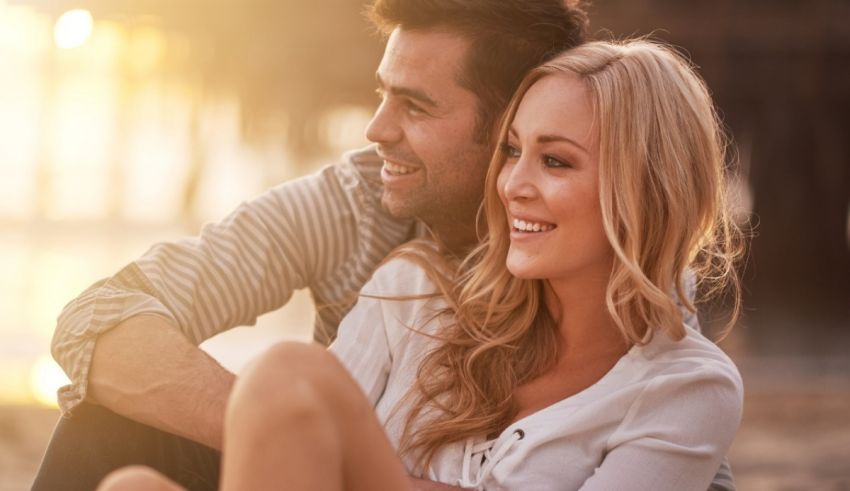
52,145,417,413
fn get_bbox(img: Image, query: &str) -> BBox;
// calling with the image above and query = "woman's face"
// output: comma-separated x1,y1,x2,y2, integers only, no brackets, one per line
497,74,613,283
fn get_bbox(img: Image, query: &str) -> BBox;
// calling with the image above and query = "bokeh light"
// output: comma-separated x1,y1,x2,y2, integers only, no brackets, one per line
53,9,93,50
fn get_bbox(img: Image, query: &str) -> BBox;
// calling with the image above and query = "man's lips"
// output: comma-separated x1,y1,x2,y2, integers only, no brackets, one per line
379,154,421,178
383,160,419,176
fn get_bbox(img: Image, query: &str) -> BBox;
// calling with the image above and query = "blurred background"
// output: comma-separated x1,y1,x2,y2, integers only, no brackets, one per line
0,0,847,489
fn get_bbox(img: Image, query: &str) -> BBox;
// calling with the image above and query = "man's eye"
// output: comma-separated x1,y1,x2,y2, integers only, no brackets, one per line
405,101,426,115
500,143,521,158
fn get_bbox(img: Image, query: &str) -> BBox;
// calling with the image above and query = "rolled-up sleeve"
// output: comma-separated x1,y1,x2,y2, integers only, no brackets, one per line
51,161,372,413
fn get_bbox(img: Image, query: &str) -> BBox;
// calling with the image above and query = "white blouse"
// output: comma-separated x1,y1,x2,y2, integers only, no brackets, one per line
329,259,743,491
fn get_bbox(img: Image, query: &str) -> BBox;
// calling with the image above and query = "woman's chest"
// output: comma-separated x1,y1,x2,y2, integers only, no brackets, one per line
511,356,622,424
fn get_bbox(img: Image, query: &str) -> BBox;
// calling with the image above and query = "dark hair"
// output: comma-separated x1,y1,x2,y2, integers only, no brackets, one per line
368,0,588,142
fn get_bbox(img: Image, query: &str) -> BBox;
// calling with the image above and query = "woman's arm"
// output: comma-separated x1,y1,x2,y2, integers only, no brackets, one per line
330,259,467,489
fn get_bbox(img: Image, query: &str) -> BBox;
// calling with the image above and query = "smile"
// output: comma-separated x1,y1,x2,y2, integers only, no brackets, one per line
512,218,556,233
383,160,418,176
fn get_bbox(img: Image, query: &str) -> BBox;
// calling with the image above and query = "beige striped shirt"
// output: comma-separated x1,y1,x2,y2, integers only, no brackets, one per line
51,146,417,413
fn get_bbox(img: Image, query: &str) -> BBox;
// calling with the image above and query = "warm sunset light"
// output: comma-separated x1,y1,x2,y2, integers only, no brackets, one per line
29,355,69,407
53,9,93,49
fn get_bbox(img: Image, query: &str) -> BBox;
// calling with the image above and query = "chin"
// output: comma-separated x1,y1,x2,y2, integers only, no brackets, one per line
505,261,540,280
381,194,414,219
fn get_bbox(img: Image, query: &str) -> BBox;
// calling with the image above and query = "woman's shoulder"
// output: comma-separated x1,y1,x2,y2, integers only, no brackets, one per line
602,327,744,480
641,326,740,376
631,326,744,413
361,255,442,297
358,256,451,335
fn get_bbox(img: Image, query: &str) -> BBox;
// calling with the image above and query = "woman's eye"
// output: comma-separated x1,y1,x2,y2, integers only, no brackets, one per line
544,155,571,168
501,143,521,158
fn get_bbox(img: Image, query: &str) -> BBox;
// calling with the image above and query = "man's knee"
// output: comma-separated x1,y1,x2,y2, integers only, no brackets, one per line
96,466,185,491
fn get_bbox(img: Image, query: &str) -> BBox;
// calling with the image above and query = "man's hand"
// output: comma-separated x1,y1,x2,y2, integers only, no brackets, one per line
409,477,468,490
88,315,235,450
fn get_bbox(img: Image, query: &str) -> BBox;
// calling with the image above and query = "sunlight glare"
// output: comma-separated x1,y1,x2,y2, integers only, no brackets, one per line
54,9,93,50
30,355,69,407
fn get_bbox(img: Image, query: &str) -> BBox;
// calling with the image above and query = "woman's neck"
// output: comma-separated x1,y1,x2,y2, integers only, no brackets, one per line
543,273,629,360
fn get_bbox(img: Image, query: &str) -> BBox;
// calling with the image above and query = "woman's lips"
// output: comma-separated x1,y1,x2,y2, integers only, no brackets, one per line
511,217,556,233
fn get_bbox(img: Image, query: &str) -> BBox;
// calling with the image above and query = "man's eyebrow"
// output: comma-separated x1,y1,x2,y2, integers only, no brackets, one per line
375,73,439,108
508,126,588,154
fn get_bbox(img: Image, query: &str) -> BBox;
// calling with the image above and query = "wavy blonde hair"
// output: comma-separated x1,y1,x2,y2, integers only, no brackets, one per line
391,39,745,471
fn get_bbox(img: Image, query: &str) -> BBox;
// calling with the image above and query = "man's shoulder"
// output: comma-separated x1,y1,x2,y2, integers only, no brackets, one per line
342,144,381,167
261,145,386,217
338,144,383,185
286,144,385,210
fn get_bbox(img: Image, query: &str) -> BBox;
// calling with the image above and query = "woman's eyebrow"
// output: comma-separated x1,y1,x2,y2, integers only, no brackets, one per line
508,126,588,154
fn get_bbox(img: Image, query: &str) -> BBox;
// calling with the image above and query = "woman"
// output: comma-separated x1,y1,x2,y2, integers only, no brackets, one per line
99,39,744,491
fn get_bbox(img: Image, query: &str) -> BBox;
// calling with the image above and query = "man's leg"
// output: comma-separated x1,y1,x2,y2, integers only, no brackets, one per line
31,402,220,491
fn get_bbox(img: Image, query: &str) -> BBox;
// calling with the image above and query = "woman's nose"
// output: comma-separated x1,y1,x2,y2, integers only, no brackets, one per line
500,159,539,202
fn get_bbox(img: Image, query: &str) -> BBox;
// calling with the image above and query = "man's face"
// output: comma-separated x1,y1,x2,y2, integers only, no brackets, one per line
366,28,492,236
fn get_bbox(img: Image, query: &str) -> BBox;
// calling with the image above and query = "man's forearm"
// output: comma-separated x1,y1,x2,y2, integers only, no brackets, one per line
88,315,234,450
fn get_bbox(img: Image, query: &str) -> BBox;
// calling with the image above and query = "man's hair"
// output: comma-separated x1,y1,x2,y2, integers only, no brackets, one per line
368,0,589,142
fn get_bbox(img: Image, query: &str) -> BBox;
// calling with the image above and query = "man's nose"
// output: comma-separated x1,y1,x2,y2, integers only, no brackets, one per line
365,101,402,144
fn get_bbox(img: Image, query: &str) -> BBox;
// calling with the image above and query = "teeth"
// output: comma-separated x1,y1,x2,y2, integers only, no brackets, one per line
384,160,417,175
512,218,555,232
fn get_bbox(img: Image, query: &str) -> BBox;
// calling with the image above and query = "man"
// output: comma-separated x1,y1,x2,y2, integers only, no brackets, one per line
34,1,733,490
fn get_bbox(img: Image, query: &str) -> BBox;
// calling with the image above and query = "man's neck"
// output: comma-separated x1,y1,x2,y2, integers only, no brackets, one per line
420,218,480,257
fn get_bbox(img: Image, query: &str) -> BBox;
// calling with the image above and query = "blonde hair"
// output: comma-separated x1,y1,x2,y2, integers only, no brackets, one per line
392,39,745,471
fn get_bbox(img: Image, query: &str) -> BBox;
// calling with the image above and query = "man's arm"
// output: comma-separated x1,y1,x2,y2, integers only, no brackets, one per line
709,458,735,491
51,153,405,437
87,315,234,449
51,181,313,425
